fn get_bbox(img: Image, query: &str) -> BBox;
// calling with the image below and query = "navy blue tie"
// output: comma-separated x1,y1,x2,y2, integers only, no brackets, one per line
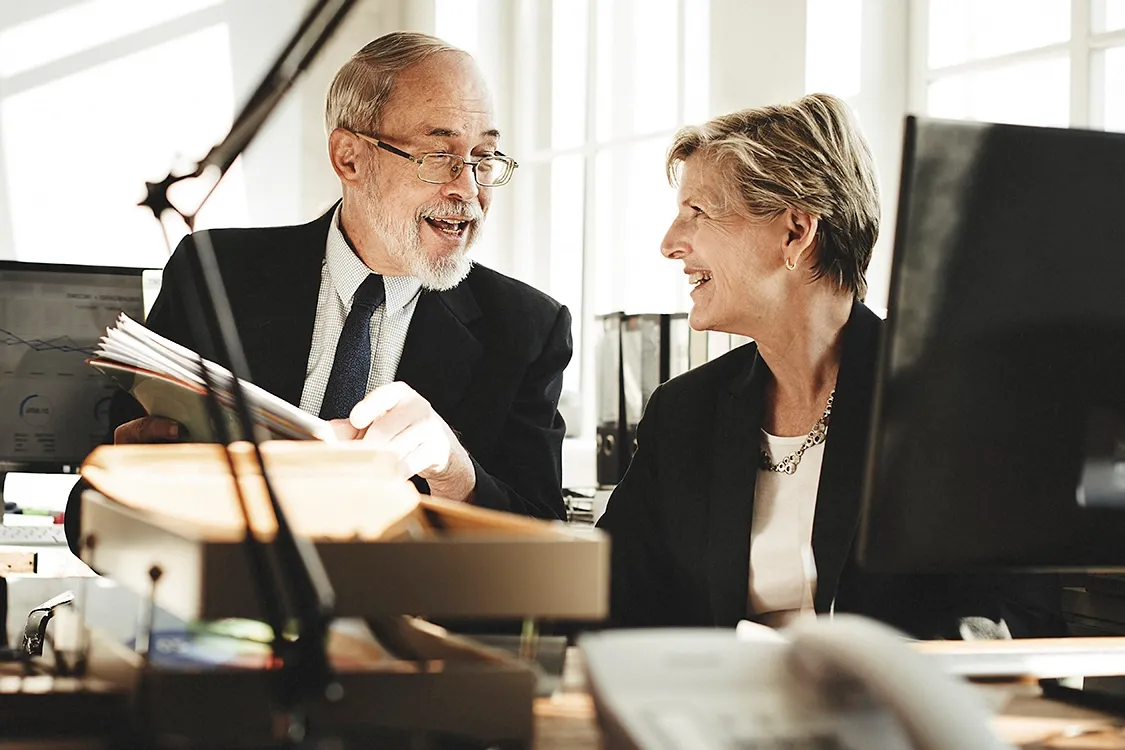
319,274,386,420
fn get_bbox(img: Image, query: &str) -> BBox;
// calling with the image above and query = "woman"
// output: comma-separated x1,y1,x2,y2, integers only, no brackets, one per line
597,93,1059,638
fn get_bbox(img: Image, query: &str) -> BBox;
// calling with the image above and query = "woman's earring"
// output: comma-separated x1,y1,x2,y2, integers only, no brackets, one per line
785,256,797,271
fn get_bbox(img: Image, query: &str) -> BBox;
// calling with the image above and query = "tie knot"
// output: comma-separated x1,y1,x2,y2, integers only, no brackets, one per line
353,273,385,310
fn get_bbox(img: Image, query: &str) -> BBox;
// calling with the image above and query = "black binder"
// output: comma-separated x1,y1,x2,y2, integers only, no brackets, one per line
596,313,689,487
595,313,625,488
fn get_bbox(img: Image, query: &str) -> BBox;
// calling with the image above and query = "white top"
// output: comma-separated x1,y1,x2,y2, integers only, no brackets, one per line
748,430,825,628
298,206,423,417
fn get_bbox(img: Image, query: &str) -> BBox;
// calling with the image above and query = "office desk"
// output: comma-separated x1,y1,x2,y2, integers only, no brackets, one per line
533,685,1125,749
0,670,1122,749
532,649,1125,750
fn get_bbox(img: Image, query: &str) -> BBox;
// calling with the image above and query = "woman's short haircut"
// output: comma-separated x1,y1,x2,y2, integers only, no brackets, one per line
666,93,880,300
325,32,460,136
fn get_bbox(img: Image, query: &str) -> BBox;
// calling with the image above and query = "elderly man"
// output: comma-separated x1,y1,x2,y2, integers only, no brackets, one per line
66,32,572,551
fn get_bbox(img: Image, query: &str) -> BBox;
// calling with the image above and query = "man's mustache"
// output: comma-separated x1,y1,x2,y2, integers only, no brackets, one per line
417,199,486,223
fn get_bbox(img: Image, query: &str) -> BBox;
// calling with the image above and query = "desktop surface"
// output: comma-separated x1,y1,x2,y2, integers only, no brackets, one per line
2,646,1123,749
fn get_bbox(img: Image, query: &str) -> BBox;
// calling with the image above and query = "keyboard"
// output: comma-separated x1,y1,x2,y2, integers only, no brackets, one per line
0,524,68,546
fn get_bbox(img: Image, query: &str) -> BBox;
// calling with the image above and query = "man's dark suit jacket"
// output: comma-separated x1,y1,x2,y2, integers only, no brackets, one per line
597,300,1063,638
66,208,572,552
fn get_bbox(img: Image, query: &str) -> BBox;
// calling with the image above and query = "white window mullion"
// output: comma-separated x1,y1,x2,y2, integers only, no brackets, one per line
907,0,930,113
924,41,1072,81
675,0,687,125
1073,0,1093,128
578,0,600,437
1090,28,1125,47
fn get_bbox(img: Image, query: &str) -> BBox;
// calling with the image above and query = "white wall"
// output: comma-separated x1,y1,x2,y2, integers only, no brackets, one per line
709,0,808,114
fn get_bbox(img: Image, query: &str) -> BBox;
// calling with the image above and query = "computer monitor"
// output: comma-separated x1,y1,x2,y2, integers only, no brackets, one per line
859,117,1125,573
0,261,149,474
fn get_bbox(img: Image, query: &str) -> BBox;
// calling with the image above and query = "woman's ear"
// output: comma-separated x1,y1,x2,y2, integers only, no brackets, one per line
328,128,365,184
782,208,819,268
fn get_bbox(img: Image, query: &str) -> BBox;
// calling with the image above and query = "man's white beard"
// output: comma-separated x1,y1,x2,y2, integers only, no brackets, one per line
367,194,482,291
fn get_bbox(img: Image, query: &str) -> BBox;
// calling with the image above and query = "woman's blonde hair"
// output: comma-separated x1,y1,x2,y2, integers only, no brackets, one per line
324,31,460,135
666,93,880,299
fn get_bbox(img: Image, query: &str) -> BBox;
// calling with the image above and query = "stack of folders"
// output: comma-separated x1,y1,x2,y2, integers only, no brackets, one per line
88,313,337,442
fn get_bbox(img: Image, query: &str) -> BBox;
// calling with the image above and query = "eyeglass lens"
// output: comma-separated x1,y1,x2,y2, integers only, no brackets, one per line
419,154,511,186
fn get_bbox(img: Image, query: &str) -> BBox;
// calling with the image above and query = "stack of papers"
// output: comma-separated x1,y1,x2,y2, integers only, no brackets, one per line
89,313,336,442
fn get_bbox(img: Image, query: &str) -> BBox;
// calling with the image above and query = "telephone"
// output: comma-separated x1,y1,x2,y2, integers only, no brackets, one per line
579,614,1010,750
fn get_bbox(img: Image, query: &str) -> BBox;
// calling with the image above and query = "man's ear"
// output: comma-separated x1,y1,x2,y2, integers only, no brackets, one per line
328,128,365,184
782,208,819,268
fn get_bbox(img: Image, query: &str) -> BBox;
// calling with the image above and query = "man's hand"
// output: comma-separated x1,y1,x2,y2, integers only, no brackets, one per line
114,417,183,444
330,382,477,503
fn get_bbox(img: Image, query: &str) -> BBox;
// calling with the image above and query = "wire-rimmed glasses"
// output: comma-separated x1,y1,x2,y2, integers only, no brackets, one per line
351,131,519,187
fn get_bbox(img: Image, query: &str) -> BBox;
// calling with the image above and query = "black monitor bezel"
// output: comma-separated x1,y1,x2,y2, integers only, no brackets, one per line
858,116,1125,573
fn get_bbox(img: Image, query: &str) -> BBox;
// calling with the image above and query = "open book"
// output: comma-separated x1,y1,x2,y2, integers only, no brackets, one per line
89,313,336,442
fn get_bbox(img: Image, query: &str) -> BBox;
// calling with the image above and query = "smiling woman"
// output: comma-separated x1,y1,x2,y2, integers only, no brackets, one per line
596,93,1064,639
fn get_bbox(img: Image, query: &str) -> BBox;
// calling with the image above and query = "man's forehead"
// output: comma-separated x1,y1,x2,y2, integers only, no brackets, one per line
382,52,497,137
381,109,498,144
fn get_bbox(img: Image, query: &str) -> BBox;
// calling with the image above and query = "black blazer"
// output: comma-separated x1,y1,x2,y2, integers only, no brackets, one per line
597,301,1061,638
66,209,572,549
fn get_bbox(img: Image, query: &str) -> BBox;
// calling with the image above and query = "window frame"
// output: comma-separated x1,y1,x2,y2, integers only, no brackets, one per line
908,0,1125,130
476,0,703,442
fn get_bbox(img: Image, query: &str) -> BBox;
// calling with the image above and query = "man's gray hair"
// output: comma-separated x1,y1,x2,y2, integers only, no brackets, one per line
325,31,460,135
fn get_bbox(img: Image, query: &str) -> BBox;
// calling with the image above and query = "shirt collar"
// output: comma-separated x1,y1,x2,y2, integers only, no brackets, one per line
325,204,423,315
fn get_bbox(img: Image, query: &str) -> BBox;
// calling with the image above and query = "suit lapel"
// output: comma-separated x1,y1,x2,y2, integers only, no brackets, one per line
708,350,767,626
240,211,333,406
812,301,881,613
394,278,483,418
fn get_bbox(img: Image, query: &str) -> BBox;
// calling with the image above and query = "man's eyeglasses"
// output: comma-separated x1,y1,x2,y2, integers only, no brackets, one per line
351,131,519,187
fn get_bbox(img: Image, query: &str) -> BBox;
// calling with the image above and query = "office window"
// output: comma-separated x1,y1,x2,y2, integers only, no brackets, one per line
926,57,1070,127
915,0,1125,132
926,0,1070,68
806,0,863,98
1094,0,1125,31
1105,46,1125,130
0,1,260,267
440,0,708,437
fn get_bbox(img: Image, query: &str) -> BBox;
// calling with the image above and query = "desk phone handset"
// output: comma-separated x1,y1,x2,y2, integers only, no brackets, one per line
580,615,1010,750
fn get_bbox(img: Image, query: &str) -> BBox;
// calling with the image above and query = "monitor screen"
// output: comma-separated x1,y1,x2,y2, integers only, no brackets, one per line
0,261,148,472
859,117,1125,572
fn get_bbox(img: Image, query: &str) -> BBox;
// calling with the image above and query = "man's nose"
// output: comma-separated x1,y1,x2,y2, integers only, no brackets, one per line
441,162,480,202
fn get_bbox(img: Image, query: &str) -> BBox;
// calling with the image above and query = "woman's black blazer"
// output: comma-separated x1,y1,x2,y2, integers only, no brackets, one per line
597,300,1061,638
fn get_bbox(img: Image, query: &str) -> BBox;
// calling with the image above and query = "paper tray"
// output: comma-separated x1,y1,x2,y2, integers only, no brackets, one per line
80,488,609,623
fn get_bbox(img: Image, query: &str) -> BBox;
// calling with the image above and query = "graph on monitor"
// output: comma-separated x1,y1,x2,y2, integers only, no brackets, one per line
0,261,148,472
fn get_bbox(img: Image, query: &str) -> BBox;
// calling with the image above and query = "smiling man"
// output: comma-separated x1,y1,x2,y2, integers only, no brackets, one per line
66,33,572,550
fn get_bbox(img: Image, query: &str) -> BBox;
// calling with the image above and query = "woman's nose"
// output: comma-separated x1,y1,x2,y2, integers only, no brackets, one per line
661,222,689,259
